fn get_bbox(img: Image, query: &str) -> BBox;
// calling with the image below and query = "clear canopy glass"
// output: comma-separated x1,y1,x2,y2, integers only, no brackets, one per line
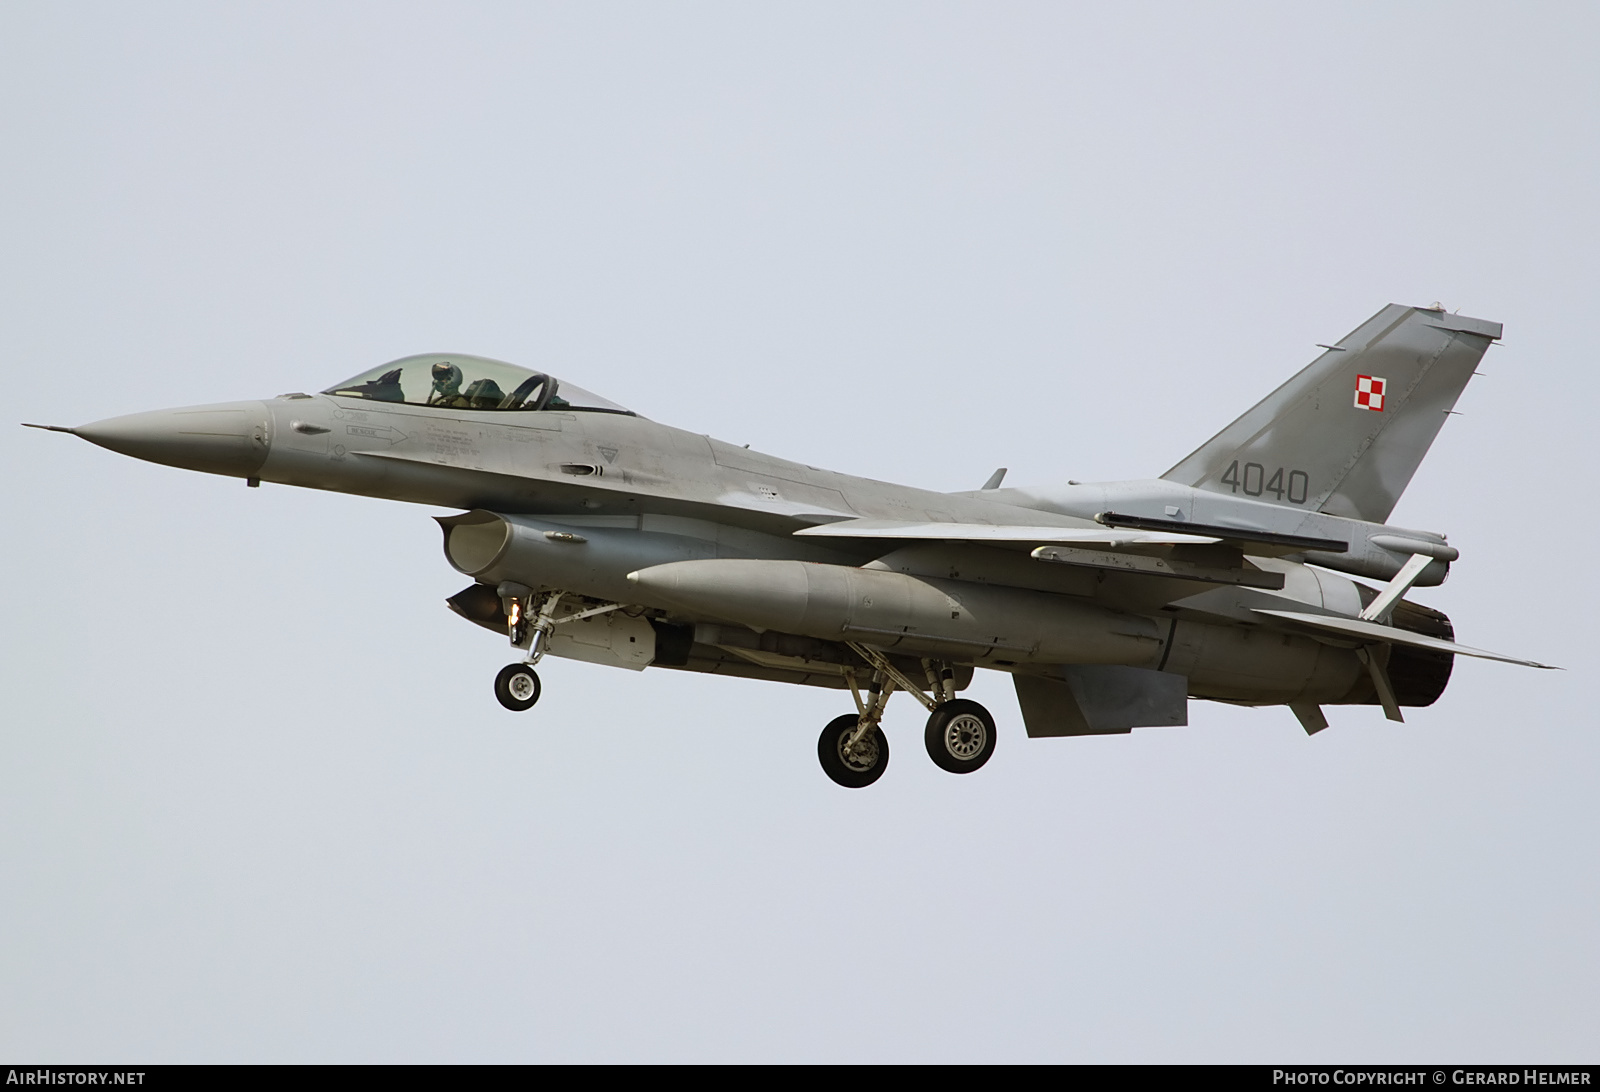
323,354,632,415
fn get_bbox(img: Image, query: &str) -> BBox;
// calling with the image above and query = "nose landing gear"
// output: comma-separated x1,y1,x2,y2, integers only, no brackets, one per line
488,586,628,711
492,584,565,713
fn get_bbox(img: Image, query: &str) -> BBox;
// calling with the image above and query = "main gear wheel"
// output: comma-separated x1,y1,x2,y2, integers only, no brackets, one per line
817,714,890,788
924,699,996,774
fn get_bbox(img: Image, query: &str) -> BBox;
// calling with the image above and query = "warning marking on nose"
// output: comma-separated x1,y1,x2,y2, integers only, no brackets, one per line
346,424,409,445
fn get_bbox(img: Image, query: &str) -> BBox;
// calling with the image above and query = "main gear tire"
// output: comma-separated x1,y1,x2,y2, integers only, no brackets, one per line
924,699,996,774
817,714,890,788
494,663,542,712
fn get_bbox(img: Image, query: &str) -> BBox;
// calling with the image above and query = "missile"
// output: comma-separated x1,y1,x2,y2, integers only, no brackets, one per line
626,559,1165,665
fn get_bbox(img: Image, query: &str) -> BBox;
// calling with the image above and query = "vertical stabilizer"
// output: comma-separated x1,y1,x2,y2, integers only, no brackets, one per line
1162,305,1500,523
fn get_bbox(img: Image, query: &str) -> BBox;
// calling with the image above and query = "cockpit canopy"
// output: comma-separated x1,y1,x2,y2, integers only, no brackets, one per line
323,354,632,415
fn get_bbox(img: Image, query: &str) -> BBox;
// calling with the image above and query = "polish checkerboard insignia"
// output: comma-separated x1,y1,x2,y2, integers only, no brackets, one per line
1354,374,1386,411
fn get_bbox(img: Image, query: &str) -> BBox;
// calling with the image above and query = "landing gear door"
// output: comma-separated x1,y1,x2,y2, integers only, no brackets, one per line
545,606,656,671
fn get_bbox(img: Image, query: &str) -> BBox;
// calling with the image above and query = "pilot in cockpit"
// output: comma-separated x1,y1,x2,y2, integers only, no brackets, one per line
429,361,506,409
325,355,632,414
428,361,468,407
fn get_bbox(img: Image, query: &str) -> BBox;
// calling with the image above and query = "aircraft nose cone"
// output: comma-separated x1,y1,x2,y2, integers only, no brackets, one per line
74,400,272,479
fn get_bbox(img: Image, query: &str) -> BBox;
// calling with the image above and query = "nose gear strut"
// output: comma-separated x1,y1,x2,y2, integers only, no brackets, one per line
490,586,623,712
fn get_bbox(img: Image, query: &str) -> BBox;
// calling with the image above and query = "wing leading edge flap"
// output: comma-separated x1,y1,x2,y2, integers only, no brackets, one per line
1253,609,1558,669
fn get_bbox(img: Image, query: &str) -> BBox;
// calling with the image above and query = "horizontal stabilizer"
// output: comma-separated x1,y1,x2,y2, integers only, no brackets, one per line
1253,609,1558,669
795,518,1215,547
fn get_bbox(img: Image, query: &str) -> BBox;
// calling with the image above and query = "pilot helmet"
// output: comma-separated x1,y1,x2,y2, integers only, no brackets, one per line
431,361,463,392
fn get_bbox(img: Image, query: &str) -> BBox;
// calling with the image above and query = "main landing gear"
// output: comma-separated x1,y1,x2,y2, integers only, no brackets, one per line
924,699,996,775
816,645,996,788
818,714,889,789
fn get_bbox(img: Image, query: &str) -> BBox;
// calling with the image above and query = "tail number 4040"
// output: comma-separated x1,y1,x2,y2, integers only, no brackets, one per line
1218,461,1309,504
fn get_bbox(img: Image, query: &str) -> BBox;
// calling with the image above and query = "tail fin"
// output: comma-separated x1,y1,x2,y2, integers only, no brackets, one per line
1162,304,1501,523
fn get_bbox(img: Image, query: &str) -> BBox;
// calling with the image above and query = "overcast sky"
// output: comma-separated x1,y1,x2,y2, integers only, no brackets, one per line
2,2,1596,1062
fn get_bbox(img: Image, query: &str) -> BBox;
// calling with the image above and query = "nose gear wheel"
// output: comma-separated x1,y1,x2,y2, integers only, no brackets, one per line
494,663,542,712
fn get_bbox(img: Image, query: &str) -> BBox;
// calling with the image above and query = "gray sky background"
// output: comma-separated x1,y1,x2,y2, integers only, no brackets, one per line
2,2,1596,1062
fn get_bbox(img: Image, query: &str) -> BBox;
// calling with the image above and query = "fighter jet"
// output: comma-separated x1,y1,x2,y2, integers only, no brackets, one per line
26,303,1554,787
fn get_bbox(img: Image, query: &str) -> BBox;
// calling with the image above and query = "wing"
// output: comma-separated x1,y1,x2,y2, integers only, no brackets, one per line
794,518,1292,590
793,518,1216,547
796,515,1346,554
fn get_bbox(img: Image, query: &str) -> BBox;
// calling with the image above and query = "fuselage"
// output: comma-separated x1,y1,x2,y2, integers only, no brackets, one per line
67,386,1453,711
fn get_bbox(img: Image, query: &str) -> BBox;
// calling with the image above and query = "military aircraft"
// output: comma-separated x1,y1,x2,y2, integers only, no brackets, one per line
26,303,1555,787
